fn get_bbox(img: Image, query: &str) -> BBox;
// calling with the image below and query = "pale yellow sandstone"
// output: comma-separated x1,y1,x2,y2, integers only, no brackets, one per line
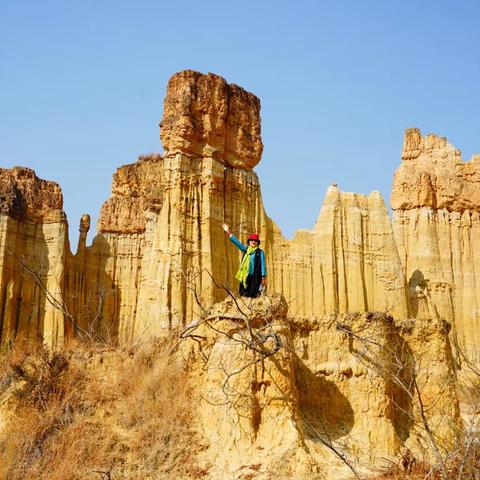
397,318,462,460
0,72,471,479
391,128,480,362
0,169,67,348
67,71,407,342
181,297,460,478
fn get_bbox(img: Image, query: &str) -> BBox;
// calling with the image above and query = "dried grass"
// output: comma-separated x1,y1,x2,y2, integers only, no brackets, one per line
0,336,202,480
370,446,480,480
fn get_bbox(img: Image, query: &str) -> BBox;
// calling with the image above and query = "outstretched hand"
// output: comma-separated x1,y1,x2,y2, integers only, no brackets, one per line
222,223,230,234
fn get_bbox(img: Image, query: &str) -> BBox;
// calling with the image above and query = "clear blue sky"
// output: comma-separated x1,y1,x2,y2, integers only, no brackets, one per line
1,1,479,246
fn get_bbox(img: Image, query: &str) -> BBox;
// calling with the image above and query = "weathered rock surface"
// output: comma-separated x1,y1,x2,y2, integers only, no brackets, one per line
0,70,476,477
0,168,67,347
3,73,478,363
0,167,64,223
98,154,164,234
1,74,478,370
392,128,480,211
186,294,320,478
160,70,263,169
182,296,460,477
270,185,408,319
396,317,461,458
391,128,480,362
88,73,271,340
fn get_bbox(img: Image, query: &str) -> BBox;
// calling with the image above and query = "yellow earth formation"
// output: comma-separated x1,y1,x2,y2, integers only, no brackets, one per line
0,70,478,478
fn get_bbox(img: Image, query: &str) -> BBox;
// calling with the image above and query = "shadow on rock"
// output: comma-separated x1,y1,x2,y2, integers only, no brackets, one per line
295,357,354,442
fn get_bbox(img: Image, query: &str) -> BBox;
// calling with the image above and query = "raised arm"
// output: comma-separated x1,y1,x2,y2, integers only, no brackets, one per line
223,223,247,253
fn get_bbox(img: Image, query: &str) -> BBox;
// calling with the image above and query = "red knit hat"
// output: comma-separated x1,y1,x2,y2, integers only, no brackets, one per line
248,233,260,243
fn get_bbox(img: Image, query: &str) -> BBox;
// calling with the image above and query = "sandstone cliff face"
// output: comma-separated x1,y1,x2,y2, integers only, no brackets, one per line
0,168,67,348
182,296,460,477
88,152,274,341
84,72,274,341
391,128,480,361
87,71,408,342
160,70,263,169
396,317,461,458
0,167,64,223
186,295,319,477
68,155,165,342
0,71,472,477
270,185,408,319
392,128,480,211
4,73,474,358
98,154,164,234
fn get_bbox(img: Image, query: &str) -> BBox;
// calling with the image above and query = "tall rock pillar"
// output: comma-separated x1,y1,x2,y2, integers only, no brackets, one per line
0,168,67,348
391,128,480,361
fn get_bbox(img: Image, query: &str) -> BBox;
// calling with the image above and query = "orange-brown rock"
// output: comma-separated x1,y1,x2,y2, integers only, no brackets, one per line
0,167,64,223
391,128,480,362
392,127,480,211
98,154,164,233
160,70,263,169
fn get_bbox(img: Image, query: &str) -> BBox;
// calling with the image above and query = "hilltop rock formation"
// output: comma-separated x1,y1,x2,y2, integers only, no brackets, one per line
76,69,406,343
271,185,407,319
391,128,480,361
98,154,164,234
0,167,64,223
392,128,480,210
79,71,272,342
160,70,263,169
0,168,67,347
182,295,460,477
0,70,476,477
1,73,478,360
0,72,477,365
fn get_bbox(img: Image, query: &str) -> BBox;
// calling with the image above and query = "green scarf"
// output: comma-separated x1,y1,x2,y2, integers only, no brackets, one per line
235,246,258,287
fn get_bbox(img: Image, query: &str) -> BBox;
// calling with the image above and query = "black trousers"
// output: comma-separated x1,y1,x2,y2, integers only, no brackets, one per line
239,274,261,298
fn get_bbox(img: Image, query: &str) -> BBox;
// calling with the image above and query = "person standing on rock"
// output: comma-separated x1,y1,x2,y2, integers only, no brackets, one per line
222,223,267,298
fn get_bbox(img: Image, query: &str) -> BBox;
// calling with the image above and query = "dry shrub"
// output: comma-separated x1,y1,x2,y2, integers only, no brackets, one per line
371,463,439,480
371,446,480,480
0,336,202,480
107,338,204,478
0,340,88,479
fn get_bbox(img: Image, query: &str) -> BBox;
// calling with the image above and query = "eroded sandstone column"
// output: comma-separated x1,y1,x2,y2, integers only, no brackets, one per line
270,184,408,319
92,70,411,341
391,128,480,361
0,168,67,348
94,71,273,340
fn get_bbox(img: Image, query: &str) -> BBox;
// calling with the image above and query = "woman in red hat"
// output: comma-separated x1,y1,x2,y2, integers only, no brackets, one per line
222,223,267,297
